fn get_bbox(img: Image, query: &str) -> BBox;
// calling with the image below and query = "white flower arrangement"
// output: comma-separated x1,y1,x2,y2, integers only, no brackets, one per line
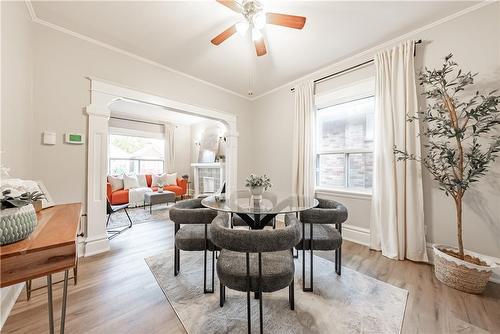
245,174,272,191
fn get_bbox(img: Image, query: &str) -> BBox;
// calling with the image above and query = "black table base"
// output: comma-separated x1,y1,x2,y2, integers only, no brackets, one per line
235,213,277,230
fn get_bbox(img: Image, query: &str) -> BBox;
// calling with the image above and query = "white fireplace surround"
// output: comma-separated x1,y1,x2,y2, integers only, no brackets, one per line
192,162,225,196
85,78,238,257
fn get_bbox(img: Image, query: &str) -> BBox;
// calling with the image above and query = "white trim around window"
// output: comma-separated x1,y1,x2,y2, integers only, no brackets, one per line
315,187,372,200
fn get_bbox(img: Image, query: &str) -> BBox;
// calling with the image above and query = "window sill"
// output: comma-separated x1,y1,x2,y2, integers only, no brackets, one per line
315,188,372,200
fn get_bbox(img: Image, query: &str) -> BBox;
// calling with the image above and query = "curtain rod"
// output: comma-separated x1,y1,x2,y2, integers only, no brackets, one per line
290,39,422,92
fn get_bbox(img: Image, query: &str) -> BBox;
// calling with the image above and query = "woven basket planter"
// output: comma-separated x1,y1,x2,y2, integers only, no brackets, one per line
433,244,497,294
0,204,37,246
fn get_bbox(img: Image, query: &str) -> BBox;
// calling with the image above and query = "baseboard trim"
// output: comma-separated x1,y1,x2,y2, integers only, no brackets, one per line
84,233,110,257
342,224,371,247
0,284,23,329
426,243,500,284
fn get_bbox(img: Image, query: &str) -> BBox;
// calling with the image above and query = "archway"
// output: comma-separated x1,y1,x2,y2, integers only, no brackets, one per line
84,78,238,256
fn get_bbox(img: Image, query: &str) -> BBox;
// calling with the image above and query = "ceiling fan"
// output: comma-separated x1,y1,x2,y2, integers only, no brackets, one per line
211,0,306,57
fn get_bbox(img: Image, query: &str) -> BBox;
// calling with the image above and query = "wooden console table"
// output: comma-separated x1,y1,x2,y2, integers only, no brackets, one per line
1,203,82,334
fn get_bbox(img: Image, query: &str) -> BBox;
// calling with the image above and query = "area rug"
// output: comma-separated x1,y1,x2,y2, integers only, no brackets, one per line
107,202,171,229
145,250,408,334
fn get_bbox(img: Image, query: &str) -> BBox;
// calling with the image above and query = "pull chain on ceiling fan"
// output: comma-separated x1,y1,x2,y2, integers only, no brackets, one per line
211,0,306,56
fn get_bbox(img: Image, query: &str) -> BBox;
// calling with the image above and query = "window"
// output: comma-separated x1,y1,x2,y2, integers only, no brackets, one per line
315,80,375,193
109,134,164,175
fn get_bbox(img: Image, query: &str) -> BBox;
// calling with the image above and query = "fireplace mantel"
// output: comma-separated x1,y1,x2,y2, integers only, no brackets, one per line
191,162,225,168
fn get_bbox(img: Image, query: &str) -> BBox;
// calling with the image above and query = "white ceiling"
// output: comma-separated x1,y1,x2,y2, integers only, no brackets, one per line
109,99,208,125
31,1,479,97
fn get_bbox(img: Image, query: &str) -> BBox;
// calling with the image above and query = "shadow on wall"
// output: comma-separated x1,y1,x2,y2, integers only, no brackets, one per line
466,166,500,250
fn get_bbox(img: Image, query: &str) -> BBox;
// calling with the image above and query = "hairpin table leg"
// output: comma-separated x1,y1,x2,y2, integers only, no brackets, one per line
47,275,54,334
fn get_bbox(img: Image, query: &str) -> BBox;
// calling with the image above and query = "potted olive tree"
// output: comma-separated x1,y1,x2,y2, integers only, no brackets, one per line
395,54,499,294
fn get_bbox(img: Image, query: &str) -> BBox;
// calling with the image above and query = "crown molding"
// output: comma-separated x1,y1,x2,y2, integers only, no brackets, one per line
23,1,252,101
24,1,494,102
252,0,494,100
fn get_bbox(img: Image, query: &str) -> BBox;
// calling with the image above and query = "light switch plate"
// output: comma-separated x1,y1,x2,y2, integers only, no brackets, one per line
43,131,56,145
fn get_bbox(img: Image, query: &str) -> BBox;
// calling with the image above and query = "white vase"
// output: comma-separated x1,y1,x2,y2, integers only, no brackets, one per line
250,186,264,200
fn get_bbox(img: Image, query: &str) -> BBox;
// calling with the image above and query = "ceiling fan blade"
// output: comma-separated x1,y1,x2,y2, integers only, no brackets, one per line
254,39,267,57
266,12,306,29
211,24,237,45
216,0,242,13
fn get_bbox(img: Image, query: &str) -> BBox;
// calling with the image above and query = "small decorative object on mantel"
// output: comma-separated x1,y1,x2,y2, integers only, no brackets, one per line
245,174,272,200
395,54,500,294
182,174,189,181
0,190,45,245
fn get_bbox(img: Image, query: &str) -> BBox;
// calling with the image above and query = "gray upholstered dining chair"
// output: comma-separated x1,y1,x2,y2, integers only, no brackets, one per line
288,198,348,292
169,198,219,293
211,213,300,334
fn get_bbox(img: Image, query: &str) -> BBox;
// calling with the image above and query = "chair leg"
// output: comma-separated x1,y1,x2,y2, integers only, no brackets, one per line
219,283,225,307
335,247,342,275
123,208,133,228
211,250,215,292
203,225,214,293
174,224,180,276
203,247,207,292
106,214,111,227
174,246,178,276
336,223,342,275
289,279,295,310
258,252,263,334
303,222,314,292
246,252,251,334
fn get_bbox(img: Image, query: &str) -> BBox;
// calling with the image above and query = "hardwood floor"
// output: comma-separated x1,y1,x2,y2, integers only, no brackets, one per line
2,219,499,334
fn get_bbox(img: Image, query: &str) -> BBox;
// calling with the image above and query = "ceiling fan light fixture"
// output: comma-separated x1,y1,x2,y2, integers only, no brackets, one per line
252,27,263,41
236,20,249,35
252,12,266,29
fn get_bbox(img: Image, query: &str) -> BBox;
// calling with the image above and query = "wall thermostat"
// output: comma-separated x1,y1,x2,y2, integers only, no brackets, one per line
65,133,85,144
43,131,57,145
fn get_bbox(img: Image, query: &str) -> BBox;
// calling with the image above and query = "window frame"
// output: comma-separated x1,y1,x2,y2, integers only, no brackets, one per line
108,157,165,175
108,130,166,175
314,78,375,197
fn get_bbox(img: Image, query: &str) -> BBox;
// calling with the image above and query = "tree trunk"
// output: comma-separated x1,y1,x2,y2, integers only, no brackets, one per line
455,194,465,259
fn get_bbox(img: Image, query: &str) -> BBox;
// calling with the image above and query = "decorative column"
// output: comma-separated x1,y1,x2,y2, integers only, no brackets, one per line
84,91,115,256
225,123,239,194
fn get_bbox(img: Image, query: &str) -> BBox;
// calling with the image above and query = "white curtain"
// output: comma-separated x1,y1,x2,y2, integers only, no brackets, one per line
370,40,428,262
164,123,175,173
292,81,315,198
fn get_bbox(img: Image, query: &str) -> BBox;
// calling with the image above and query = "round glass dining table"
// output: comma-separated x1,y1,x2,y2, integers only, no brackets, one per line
201,190,319,229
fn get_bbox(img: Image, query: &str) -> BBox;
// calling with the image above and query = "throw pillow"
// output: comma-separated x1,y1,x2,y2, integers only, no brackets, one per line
152,173,168,187
136,174,148,187
108,175,124,192
165,172,177,185
123,175,139,190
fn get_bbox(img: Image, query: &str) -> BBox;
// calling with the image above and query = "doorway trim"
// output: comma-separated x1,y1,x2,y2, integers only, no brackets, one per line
84,77,238,256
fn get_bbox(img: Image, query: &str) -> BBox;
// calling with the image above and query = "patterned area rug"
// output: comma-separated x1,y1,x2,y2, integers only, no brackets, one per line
145,250,408,334
107,203,171,229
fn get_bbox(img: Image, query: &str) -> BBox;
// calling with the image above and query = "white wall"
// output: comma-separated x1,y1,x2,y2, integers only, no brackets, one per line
29,19,253,208
1,1,33,179
253,3,500,260
173,124,191,177
0,1,33,327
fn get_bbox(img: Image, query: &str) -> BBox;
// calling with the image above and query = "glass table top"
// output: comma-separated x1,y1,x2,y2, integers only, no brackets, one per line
201,190,319,215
